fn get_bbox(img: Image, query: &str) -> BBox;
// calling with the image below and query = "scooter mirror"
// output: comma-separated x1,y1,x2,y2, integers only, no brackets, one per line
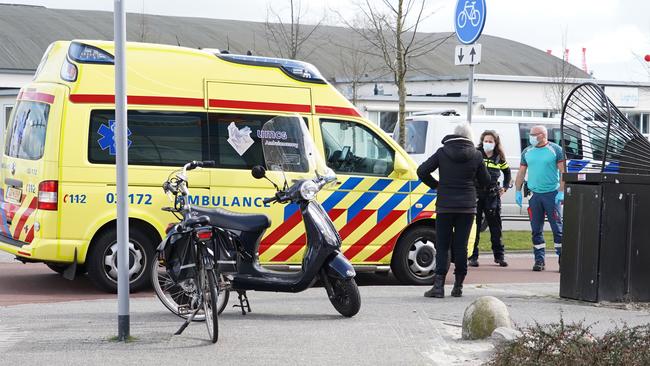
251,165,267,179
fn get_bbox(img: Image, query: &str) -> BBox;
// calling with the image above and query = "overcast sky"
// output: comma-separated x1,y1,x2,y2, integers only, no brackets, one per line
9,0,650,82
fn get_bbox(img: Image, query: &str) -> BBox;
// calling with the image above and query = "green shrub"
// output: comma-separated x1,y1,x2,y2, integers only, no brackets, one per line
488,319,650,366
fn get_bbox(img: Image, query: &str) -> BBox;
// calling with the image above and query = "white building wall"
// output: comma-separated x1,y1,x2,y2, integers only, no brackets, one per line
475,80,556,110
0,73,32,88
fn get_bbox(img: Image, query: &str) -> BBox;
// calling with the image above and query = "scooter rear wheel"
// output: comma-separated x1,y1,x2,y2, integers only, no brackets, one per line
328,277,361,317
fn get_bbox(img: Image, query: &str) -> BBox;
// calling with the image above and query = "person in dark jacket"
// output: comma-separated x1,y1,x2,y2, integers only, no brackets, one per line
469,130,512,268
417,123,491,298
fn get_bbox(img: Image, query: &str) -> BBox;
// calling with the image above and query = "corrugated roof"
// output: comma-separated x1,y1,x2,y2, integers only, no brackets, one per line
0,4,590,81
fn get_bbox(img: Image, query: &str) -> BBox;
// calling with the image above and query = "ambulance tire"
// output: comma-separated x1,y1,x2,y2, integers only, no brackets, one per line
87,227,155,293
391,226,437,285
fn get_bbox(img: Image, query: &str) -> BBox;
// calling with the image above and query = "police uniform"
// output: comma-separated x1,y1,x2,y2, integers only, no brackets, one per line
469,149,511,264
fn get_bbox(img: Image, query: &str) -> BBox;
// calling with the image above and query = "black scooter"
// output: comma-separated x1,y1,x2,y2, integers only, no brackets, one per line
190,165,361,317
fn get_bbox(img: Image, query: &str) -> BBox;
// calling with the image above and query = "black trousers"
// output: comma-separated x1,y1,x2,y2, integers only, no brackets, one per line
470,193,505,261
435,212,475,277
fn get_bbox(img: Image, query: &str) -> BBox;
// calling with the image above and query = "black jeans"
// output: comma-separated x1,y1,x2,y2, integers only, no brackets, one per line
435,213,475,277
470,192,505,261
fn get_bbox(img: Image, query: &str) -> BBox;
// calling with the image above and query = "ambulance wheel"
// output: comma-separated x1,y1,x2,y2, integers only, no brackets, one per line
87,227,155,293
391,226,436,285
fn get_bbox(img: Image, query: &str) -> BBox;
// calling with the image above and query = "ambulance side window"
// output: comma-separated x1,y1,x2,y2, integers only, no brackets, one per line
207,113,268,169
320,119,395,176
208,113,309,170
5,101,50,160
88,110,208,166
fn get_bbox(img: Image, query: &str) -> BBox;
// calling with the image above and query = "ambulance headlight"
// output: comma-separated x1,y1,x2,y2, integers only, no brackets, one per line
300,180,319,201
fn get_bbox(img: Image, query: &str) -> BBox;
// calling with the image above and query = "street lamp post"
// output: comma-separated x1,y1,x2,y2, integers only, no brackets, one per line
114,0,130,342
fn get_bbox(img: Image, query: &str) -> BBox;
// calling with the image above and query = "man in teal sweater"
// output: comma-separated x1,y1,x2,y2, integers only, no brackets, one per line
514,125,566,271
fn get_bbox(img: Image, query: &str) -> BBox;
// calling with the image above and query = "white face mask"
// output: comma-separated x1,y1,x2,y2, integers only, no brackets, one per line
483,142,495,152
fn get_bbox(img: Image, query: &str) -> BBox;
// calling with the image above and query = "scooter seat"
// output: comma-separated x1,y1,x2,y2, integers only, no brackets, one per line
192,206,271,232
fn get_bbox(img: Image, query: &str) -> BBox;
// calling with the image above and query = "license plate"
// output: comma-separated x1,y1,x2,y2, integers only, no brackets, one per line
5,186,22,203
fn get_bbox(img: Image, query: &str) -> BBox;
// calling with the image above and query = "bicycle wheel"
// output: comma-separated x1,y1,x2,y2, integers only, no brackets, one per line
470,9,481,27
457,11,467,28
201,267,219,343
151,256,230,320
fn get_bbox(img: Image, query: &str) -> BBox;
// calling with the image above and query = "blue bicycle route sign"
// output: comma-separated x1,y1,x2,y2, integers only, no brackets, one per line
454,0,486,45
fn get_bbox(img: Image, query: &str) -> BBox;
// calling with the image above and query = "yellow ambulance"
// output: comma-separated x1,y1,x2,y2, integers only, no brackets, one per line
1,40,465,292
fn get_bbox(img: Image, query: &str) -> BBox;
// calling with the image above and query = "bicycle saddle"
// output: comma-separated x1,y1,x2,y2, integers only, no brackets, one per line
192,206,271,232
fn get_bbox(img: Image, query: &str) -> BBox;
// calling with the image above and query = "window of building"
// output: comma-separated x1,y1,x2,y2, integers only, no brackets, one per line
4,105,13,128
320,119,395,176
393,120,427,154
88,110,208,166
366,111,401,133
6,101,50,160
379,111,398,132
519,123,582,159
626,112,649,134
486,108,551,118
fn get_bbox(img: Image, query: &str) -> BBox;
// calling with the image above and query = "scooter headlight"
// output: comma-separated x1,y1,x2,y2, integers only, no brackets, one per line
300,180,319,201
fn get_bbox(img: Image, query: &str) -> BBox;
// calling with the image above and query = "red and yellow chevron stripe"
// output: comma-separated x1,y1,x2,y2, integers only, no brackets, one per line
258,176,438,265
0,190,38,244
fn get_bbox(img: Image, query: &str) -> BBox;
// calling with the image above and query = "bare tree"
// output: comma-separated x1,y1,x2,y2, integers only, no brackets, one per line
338,0,449,147
631,51,650,80
138,0,149,42
265,0,324,59
546,30,577,115
337,37,378,106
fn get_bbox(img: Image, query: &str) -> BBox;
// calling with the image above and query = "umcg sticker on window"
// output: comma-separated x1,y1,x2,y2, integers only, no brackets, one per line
227,122,254,156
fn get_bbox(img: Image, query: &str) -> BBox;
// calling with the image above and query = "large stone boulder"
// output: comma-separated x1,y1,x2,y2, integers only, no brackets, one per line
462,296,512,340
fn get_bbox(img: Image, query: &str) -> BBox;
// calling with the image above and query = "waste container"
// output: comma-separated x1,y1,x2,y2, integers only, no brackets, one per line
560,83,650,302
561,173,650,302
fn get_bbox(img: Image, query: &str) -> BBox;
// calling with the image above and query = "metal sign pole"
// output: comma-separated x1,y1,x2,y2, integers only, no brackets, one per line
467,64,474,123
114,0,130,341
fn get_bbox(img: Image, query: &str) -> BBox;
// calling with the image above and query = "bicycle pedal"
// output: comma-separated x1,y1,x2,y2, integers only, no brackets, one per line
178,305,191,315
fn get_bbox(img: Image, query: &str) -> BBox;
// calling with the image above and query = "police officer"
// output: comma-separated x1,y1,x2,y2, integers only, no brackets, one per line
469,130,511,268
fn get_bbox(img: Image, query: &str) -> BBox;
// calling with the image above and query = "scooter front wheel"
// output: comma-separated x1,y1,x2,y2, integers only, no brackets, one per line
328,277,361,317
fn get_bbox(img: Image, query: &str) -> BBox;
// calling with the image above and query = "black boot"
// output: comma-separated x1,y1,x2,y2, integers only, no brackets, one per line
451,274,465,297
424,275,445,298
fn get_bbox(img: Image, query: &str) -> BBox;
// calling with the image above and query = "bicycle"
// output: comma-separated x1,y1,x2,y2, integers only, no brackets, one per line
153,160,221,343
457,0,481,28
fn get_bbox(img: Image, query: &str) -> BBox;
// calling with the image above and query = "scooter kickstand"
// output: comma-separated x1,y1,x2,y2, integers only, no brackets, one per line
174,305,202,336
233,290,251,315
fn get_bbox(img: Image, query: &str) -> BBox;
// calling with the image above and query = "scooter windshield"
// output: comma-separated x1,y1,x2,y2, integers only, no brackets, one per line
260,115,330,178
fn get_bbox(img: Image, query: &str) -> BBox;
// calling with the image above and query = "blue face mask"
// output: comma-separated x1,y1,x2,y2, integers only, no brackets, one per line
529,134,538,146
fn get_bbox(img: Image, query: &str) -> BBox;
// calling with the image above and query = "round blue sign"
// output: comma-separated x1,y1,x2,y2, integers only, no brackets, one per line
454,0,486,45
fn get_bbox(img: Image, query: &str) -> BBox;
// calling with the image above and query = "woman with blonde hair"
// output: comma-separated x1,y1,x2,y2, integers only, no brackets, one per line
469,130,511,267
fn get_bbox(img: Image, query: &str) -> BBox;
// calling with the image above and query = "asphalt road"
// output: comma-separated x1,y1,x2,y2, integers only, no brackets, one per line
0,252,558,306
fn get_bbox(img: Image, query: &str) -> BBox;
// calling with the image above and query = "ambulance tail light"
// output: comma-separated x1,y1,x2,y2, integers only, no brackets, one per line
38,180,58,211
60,58,78,82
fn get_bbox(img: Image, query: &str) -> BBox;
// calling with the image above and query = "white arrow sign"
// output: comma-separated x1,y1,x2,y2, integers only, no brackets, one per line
455,44,482,66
